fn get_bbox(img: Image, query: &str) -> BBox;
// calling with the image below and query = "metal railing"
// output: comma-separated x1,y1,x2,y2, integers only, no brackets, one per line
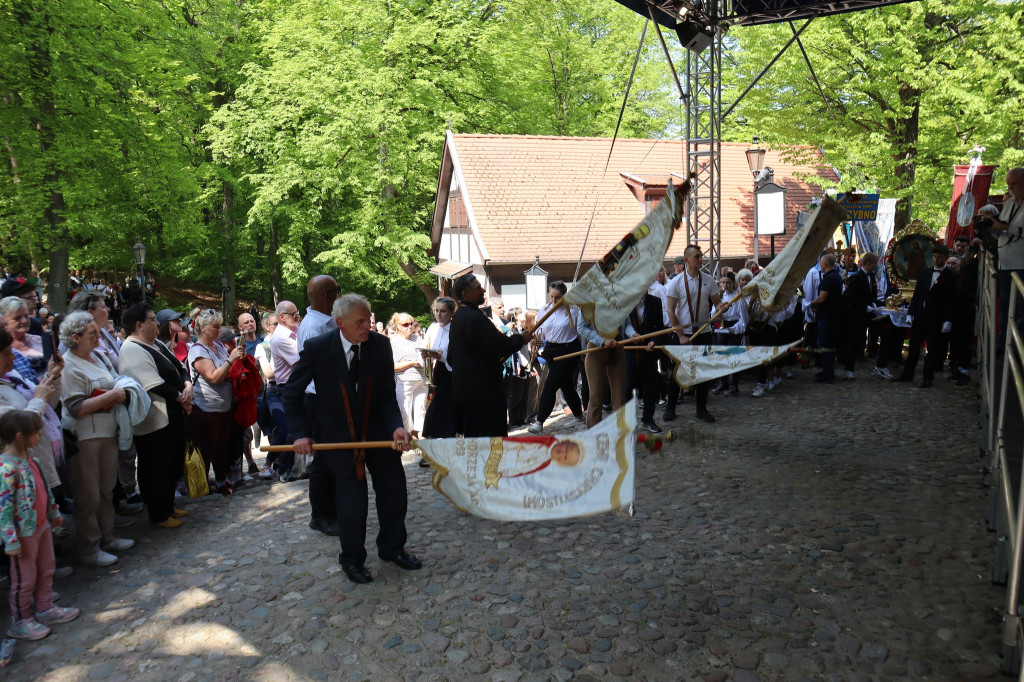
980,250,1024,677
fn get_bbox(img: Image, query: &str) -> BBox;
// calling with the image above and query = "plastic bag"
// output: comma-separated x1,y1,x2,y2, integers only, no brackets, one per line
184,442,210,499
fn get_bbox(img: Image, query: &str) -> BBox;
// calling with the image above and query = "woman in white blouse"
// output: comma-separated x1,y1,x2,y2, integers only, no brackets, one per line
390,312,428,439
527,282,586,434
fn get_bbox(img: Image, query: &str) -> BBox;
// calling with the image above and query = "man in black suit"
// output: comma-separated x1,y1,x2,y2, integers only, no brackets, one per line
448,274,532,437
840,252,880,379
284,293,419,584
895,243,958,388
628,288,667,432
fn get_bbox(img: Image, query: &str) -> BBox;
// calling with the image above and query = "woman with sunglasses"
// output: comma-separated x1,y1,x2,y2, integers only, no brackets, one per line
187,309,245,495
390,312,427,440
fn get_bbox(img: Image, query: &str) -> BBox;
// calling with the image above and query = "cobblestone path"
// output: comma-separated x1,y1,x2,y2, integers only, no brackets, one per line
3,368,1001,681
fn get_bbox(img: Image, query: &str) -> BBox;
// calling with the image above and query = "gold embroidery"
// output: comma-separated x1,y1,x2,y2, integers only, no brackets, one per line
484,437,503,489
610,408,630,510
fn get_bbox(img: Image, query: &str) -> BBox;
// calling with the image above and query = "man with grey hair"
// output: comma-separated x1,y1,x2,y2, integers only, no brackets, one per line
283,293,416,584
984,167,1024,348
297,275,341,537
267,300,301,481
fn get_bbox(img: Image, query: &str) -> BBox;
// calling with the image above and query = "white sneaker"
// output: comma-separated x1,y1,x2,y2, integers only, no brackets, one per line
527,421,543,434
843,370,855,380
873,366,894,380
751,384,767,398
258,466,274,480
80,550,118,567
102,537,135,552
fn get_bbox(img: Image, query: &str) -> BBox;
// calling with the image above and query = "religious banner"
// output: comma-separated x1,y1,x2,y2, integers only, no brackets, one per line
564,179,690,338
741,197,846,311
417,400,637,521
663,341,802,389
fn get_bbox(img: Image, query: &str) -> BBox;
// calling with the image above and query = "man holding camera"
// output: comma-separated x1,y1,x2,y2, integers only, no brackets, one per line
977,168,1024,347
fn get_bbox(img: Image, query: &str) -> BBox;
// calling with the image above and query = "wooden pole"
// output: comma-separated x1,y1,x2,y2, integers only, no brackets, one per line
260,440,414,453
529,297,564,333
552,322,692,361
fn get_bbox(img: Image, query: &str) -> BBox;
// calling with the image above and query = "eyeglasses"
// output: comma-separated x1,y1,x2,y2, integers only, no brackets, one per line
400,322,415,328
145,316,157,322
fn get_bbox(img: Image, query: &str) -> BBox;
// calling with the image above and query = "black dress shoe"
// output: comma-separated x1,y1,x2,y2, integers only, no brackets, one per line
380,550,423,571
339,560,373,584
309,517,340,537
418,458,430,468
695,409,716,423
893,373,912,383
662,410,677,422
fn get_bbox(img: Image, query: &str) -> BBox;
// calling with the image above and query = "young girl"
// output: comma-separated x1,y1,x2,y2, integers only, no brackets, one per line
0,410,79,640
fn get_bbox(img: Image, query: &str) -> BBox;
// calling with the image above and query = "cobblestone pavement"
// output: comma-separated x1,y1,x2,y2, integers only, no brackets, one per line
2,367,1002,681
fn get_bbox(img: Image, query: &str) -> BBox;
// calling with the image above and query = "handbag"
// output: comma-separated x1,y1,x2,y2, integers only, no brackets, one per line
184,441,210,498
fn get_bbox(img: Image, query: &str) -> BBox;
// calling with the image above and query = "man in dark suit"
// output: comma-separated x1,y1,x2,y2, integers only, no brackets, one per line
448,274,532,437
895,244,958,388
628,289,667,432
284,293,419,584
840,252,881,379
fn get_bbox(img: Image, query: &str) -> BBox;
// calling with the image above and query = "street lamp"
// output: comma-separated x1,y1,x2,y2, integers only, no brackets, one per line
132,236,147,303
744,136,774,263
220,270,231,320
524,255,548,311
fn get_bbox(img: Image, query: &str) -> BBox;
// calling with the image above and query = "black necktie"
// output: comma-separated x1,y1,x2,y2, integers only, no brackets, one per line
349,344,360,388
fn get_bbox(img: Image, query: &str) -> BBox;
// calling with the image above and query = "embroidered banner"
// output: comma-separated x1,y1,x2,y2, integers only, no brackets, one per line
564,180,689,338
418,400,637,521
741,197,847,312
663,341,801,389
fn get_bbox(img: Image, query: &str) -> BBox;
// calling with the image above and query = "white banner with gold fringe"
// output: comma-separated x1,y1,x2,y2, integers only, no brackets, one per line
418,400,637,521
663,341,802,389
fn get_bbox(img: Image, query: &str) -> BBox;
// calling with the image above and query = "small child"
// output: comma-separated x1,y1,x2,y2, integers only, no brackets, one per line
0,410,79,640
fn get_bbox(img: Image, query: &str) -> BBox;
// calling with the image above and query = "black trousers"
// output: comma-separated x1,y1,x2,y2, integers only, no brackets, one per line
749,326,778,383
305,394,337,522
326,448,408,566
666,331,712,412
902,321,948,380
625,348,661,421
949,301,975,371
842,316,868,372
535,341,584,425
507,376,529,426
457,397,508,437
135,411,186,524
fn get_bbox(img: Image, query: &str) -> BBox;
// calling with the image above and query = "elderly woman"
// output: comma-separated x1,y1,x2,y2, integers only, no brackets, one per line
420,298,457,448
187,309,245,495
68,291,120,371
1,296,47,383
390,312,427,438
0,327,66,516
60,311,134,567
119,304,190,528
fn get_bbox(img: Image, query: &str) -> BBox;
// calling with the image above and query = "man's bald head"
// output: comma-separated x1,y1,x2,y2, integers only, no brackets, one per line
307,275,340,314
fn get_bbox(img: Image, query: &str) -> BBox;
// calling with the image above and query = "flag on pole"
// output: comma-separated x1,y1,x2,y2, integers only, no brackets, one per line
741,197,847,311
417,400,638,521
564,180,690,338
662,341,802,389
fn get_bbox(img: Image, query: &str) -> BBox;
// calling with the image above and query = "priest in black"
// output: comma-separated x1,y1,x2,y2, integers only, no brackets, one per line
284,293,418,584
448,273,533,437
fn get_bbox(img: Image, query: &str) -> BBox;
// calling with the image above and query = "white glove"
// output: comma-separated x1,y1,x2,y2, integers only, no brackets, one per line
905,315,914,325
941,321,952,334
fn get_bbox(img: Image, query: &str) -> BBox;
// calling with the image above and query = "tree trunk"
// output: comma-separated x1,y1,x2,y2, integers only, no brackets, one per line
268,222,283,305
398,259,439,304
221,182,236,323
892,84,920,233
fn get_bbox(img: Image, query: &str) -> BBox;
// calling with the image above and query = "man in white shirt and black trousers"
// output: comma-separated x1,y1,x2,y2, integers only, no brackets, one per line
296,275,341,537
664,244,722,423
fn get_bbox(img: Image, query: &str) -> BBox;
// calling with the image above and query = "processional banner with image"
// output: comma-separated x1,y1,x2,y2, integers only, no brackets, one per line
662,341,802,389
417,401,637,521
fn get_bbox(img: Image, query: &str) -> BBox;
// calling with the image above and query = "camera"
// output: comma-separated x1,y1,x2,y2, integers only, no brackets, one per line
973,214,994,232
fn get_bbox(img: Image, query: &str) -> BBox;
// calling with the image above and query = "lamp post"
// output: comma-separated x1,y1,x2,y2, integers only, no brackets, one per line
132,237,147,303
220,270,231,321
524,255,548,311
744,136,773,264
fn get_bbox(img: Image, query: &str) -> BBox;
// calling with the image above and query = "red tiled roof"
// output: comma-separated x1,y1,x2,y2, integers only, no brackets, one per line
438,134,838,262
